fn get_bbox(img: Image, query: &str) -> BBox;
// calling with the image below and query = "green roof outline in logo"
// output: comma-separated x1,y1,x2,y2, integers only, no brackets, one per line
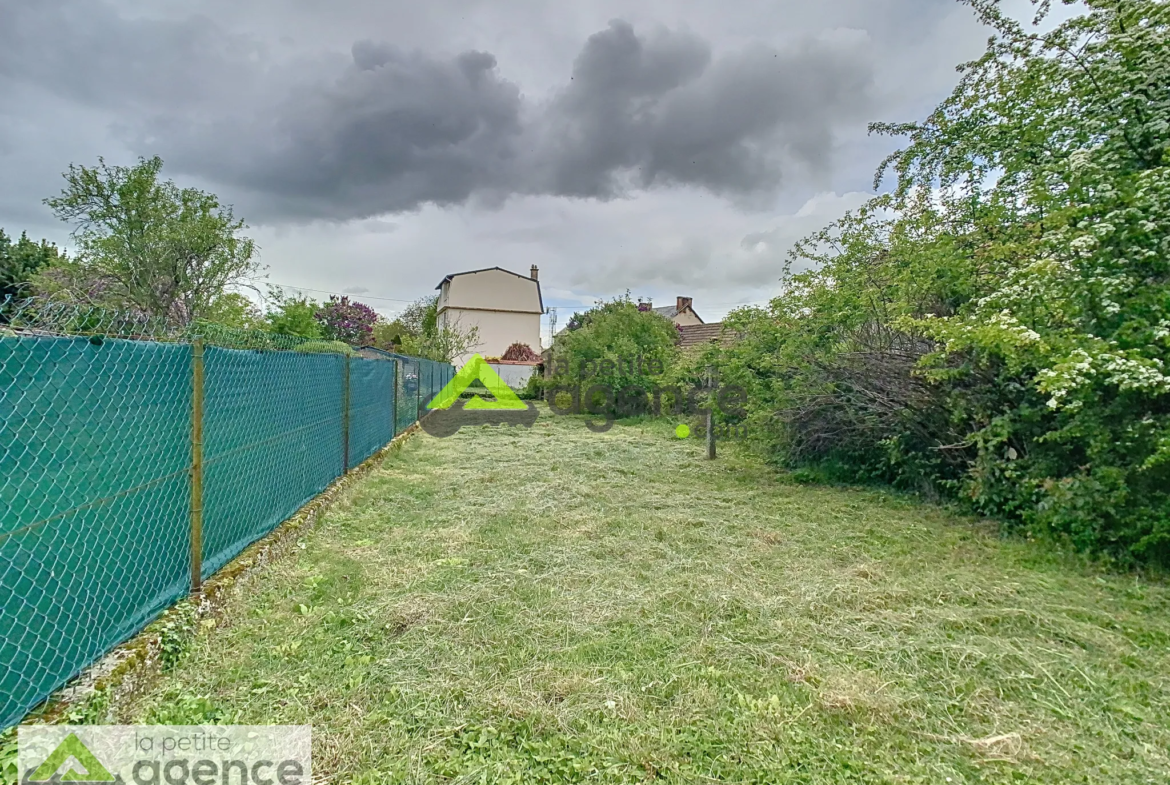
29,733,115,784
428,354,527,410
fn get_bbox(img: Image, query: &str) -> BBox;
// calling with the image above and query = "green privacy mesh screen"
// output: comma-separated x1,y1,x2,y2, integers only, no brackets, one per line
419,359,436,412
348,357,397,468
419,360,452,410
200,348,346,578
0,330,452,730
0,336,193,730
384,355,453,425
395,356,420,435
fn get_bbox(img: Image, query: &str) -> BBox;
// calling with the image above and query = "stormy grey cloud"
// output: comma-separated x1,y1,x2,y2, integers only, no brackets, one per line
148,42,526,220
0,0,999,328
1,0,874,222
0,0,264,112
143,19,873,220
535,21,872,200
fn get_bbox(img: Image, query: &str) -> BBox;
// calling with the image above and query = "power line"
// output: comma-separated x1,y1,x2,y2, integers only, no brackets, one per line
699,299,772,308
242,278,419,306
244,277,771,315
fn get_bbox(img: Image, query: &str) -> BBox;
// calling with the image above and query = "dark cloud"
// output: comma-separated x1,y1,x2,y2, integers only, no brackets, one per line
533,21,872,199
0,1,875,223
147,41,525,220
0,0,263,112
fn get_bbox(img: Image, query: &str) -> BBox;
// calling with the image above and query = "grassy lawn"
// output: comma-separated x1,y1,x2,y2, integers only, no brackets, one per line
123,405,1170,784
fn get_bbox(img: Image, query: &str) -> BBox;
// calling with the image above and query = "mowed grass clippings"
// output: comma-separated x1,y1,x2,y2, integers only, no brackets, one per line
124,405,1170,784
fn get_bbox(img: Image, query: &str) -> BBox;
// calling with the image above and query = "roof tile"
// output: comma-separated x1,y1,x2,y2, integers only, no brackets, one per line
677,323,728,347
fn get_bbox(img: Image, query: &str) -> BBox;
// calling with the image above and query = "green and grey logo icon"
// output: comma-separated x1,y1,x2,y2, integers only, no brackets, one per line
25,733,120,785
420,354,538,437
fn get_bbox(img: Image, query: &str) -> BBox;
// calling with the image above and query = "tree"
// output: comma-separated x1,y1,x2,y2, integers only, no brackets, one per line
314,296,378,345
43,156,259,324
389,293,480,362
713,0,1170,564
399,295,438,336
400,321,480,363
371,318,409,351
547,296,679,411
264,288,323,339
203,292,263,330
0,229,63,303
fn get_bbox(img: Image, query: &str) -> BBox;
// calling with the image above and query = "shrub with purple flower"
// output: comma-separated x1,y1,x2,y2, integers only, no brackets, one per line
314,295,377,345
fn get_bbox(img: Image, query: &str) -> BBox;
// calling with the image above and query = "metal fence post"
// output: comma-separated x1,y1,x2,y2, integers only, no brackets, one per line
190,337,205,593
706,365,717,460
342,355,351,473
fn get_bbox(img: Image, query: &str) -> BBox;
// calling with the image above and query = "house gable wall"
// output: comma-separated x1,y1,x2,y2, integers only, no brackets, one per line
438,268,542,314
439,308,541,367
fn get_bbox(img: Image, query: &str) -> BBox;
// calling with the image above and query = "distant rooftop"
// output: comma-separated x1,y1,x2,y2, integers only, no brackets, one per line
678,323,728,348
641,295,702,323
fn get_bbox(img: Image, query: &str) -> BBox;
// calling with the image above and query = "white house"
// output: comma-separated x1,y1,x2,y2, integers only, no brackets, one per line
436,266,544,367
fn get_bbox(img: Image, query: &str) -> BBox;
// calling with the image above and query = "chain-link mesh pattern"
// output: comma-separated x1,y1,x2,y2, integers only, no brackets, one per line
348,358,397,468
395,356,420,434
0,305,455,729
417,358,451,413
0,296,314,351
1,336,193,729
200,348,346,578
363,353,454,428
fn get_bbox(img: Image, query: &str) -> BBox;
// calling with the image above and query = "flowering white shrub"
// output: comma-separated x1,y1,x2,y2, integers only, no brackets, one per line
704,0,1170,563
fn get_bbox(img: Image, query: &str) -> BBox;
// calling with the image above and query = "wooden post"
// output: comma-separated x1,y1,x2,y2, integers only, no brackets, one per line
705,365,716,460
190,337,205,593
342,355,351,473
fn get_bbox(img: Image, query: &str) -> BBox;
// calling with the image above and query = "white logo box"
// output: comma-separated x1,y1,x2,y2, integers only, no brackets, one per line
18,725,311,785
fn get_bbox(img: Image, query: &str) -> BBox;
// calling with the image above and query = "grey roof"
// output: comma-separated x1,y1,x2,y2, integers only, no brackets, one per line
650,304,703,323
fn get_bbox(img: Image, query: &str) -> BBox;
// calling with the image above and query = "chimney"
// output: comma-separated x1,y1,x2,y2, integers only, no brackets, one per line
677,296,692,312
530,265,539,281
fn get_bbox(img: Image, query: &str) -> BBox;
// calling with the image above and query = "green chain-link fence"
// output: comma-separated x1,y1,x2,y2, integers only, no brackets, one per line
0,299,455,729
356,349,455,435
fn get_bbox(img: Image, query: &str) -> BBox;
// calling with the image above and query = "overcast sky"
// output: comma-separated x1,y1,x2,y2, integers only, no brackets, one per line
0,0,1009,337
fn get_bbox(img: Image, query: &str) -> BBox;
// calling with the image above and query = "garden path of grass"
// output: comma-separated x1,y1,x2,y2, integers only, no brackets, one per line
126,406,1170,784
